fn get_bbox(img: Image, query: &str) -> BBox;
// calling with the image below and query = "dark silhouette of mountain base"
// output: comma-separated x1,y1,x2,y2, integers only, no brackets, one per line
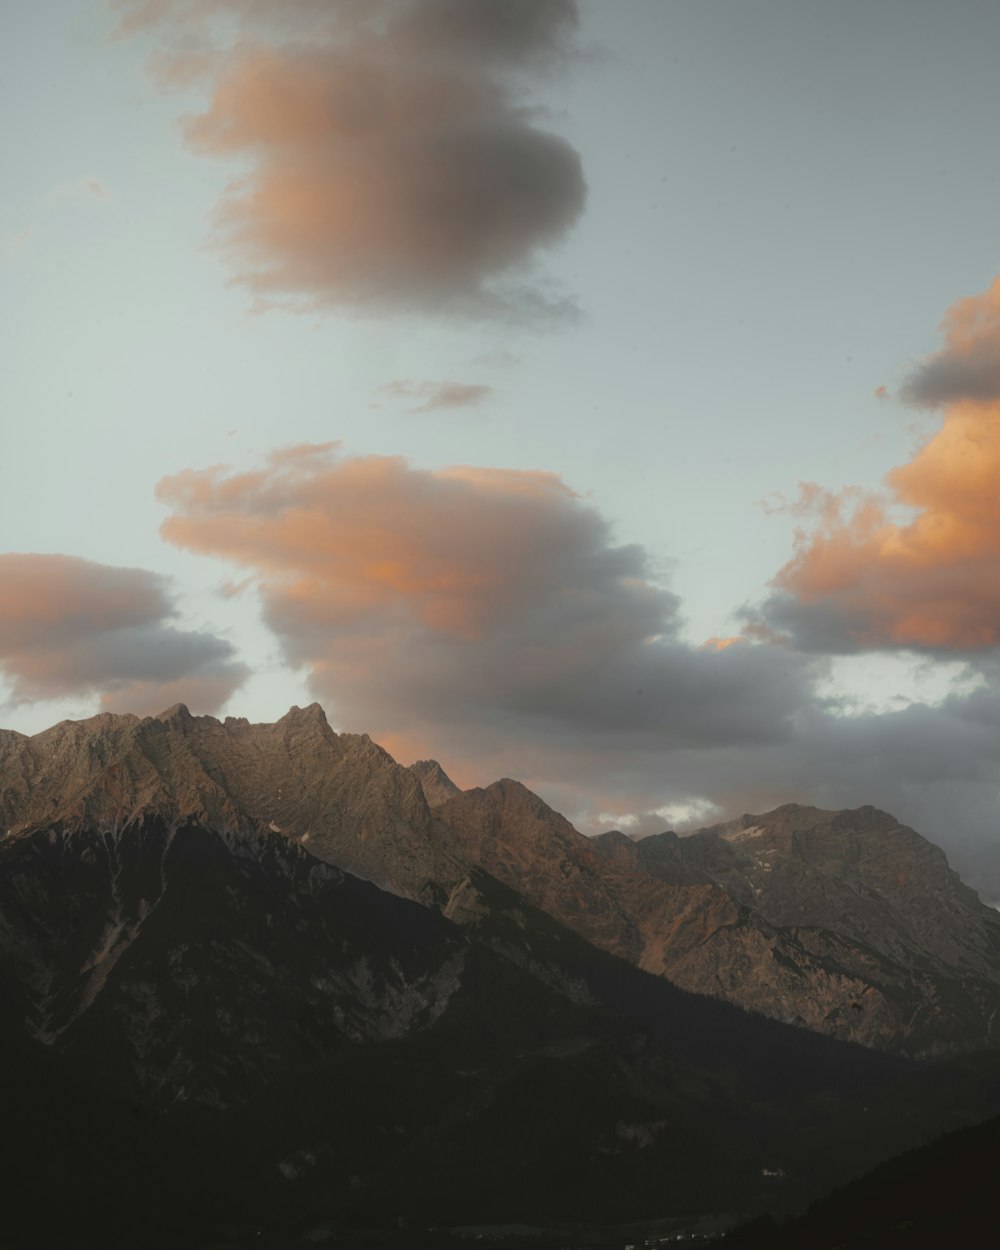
723,1111,1000,1248
3,815,1000,1247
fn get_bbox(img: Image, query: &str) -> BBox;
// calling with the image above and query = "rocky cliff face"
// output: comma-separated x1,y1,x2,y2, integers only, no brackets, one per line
435,784,1000,1055
679,805,1000,979
4,705,1000,1057
592,805,1000,1055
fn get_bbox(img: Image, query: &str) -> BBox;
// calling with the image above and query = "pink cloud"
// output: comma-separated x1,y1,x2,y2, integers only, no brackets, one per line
114,0,586,318
0,553,247,714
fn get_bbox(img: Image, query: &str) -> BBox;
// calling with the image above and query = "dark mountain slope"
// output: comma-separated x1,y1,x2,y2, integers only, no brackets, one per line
4,817,1000,1245
724,1111,1000,1248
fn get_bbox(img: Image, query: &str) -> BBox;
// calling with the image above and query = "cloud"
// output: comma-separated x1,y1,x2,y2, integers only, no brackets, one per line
114,0,580,61
901,276,1000,407
378,379,493,412
156,442,821,748
701,635,747,651
115,0,586,318
0,553,248,715
752,276,1000,654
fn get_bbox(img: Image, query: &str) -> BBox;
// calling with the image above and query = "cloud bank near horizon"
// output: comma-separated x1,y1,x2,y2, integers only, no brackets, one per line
0,553,248,716
114,0,586,318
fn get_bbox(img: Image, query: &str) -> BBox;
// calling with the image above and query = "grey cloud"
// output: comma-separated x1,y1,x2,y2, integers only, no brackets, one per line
389,0,580,65
115,0,579,57
901,344,1000,407
745,589,884,655
379,380,494,412
30,624,240,687
0,553,248,714
899,274,1000,407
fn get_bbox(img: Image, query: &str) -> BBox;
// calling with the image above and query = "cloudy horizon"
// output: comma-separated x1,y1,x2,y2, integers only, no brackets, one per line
6,1,1000,902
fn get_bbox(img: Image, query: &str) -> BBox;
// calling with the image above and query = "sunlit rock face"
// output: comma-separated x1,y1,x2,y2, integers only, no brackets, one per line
409,758,463,807
0,703,455,901
597,804,1000,1055
422,778,1000,1056
4,706,1000,1057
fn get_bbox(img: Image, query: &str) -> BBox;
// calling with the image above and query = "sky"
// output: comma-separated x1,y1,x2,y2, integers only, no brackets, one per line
5,0,1000,900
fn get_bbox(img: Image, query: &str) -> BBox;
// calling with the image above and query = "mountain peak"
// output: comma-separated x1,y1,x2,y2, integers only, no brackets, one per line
153,702,193,724
409,759,461,806
276,702,330,729
483,776,558,814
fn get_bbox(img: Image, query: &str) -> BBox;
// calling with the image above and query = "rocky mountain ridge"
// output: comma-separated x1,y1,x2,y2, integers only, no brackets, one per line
0,702,456,902
4,704,1000,1056
599,805,1000,979
437,781,1000,1055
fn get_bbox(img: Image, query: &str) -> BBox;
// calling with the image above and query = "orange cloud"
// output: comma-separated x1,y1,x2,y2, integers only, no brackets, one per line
156,444,820,781
755,276,1000,652
701,635,746,651
115,0,585,317
0,553,247,713
157,444,614,643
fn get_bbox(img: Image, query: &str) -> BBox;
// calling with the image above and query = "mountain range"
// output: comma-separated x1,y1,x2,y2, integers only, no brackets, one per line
3,703,1000,1246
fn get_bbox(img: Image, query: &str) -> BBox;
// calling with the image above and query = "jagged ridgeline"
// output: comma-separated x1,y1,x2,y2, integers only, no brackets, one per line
3,704,1000,1246
6,702,1000,1056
